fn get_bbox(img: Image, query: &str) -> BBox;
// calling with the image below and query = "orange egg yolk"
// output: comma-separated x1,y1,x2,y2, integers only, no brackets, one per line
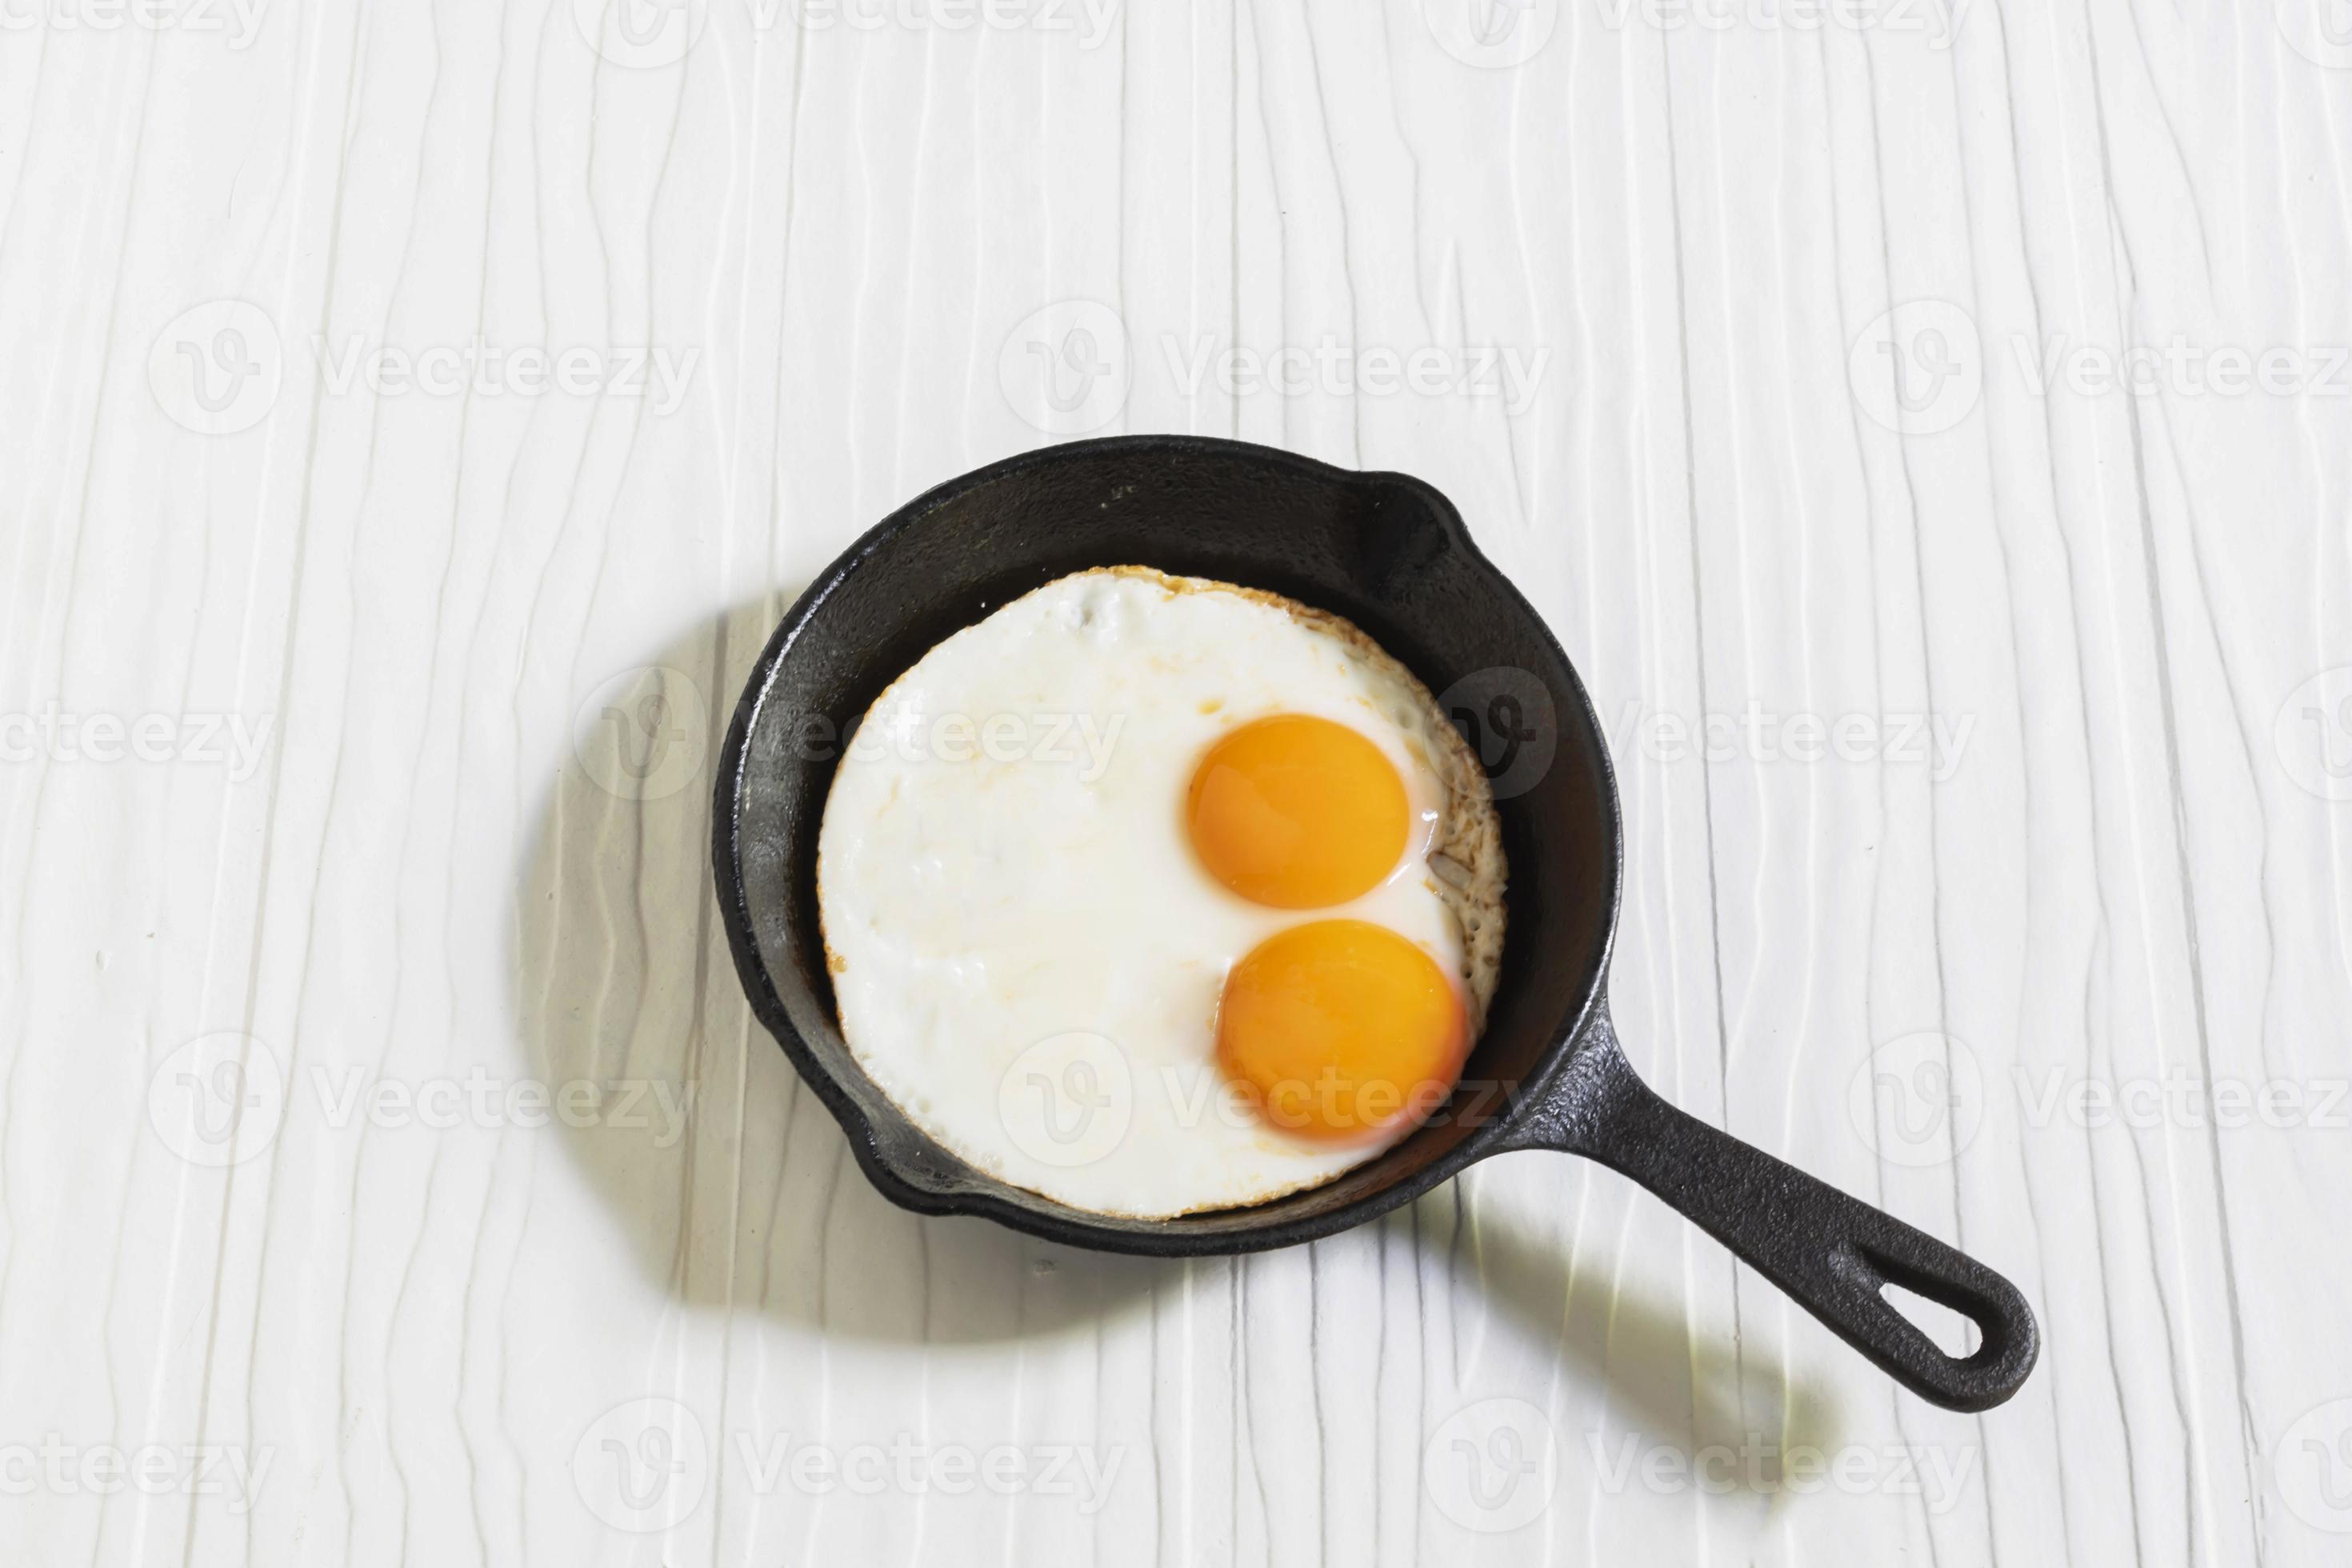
1216,919,1467,1142
1185,714,1410,909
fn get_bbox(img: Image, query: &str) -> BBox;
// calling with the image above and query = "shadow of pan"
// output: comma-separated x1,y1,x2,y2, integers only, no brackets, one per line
1418,1166,1848,1483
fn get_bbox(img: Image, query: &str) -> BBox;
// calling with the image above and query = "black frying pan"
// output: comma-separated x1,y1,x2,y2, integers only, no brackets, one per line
712,434,2038,1414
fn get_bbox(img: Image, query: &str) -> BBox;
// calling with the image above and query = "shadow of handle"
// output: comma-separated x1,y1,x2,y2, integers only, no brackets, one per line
1519,1021,2039,1414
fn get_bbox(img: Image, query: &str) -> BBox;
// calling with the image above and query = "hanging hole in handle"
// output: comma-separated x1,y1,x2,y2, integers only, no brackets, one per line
1880,1280,1981,1358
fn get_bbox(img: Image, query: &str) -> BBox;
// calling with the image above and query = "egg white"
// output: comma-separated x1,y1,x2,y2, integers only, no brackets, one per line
814,567,1505,1219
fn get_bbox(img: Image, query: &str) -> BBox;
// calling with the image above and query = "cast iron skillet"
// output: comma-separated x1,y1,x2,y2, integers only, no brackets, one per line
712,434,2039,1414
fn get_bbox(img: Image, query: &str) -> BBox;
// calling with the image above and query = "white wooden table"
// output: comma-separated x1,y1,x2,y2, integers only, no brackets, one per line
6,1,2350,1562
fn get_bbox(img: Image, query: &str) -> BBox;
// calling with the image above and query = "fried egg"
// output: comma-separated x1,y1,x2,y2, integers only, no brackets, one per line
814,567,1505,1218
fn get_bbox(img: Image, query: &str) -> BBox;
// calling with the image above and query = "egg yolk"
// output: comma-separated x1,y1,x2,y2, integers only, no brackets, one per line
1216,920,1467,1142
1186,714,1410,909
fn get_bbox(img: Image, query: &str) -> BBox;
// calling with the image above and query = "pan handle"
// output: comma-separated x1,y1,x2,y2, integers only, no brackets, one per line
1507,1011,2038,1413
